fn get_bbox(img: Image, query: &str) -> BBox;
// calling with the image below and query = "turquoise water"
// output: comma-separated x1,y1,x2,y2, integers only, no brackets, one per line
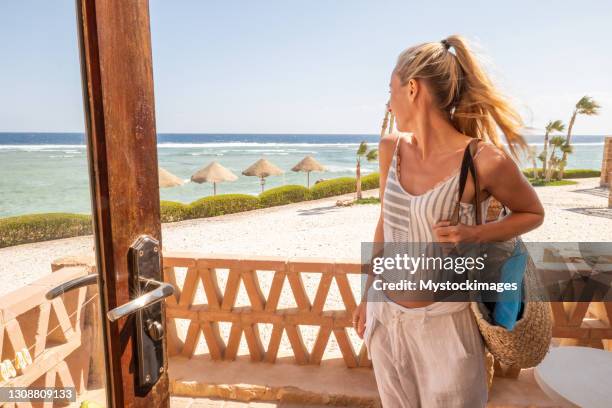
0,133,605,218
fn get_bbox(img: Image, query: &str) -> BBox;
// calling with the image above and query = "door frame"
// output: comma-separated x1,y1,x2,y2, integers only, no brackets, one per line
76,0,169,406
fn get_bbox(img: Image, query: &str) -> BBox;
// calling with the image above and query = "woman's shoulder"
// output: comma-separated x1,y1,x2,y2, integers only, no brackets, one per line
379,132,397,151
379,132,415,153
378,133,400,161
473,140,519,178
474,140,507,160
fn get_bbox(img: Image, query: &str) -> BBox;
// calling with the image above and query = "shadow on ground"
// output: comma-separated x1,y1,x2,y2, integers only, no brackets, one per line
572,187,609,198
566,207,612,219
296,205,343,216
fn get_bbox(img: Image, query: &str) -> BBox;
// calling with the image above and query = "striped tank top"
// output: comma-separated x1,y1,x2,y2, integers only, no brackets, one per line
383,135,491,242
362,135,492,356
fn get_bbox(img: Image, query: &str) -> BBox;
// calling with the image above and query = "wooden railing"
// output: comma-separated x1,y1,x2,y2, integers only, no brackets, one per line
600,136,611,188
163,252,612,374
163,253,371,367
0,262,98,407
542,248,612,350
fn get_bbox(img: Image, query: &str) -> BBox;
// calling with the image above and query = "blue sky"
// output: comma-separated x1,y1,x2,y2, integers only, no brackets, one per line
1,0,611,135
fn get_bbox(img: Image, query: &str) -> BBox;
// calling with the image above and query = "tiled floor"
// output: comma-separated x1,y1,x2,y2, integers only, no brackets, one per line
72,388,356,407
171,397,352,408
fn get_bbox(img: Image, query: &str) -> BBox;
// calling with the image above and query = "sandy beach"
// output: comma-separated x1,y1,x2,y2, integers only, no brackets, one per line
1,178,611,296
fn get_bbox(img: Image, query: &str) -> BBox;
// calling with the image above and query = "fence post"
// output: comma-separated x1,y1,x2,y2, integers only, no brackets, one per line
600,136,612,187
609,171,612,208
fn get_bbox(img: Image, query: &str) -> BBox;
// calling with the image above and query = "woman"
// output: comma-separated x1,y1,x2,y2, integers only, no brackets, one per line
352,35,545,407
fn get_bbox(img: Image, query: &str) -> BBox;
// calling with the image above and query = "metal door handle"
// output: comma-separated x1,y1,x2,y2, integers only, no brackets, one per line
106,277,174,322
46,235,171,389
45,272,174,322
46,274,98,300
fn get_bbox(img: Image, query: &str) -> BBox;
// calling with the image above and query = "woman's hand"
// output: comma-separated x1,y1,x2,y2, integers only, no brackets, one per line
432,220,480,243
352,301,367,339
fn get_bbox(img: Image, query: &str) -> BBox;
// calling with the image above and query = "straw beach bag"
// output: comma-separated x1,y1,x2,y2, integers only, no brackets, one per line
450,139,553,369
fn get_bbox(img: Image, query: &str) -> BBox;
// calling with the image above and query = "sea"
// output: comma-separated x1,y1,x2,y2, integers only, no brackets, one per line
0,133,606,218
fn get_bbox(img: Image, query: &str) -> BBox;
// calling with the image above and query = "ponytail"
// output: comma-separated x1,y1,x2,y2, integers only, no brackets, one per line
394,34,526,157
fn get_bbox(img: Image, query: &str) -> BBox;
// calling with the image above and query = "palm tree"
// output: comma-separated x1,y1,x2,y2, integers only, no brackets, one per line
527,146,539,179
546,135,567,182
559,96,601,179
541,120,565,178
356,141,378,199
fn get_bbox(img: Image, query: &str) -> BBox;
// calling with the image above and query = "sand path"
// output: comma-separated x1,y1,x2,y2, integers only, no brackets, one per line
1,178,610,297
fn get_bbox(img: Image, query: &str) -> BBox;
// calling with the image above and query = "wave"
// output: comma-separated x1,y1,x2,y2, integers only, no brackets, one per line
156,142,361,148
189,152,225,156
527,142,604,147
324,165,359,173
0,142,354,151
0,144,86,150
1,141,604,153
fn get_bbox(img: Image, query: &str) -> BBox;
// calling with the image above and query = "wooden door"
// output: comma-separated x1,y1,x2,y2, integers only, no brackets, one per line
77,0,169,406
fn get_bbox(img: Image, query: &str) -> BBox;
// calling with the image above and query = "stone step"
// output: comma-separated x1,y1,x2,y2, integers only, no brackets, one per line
169,356,560,407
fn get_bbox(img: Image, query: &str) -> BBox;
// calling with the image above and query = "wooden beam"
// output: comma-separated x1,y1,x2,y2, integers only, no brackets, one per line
76,0,168,406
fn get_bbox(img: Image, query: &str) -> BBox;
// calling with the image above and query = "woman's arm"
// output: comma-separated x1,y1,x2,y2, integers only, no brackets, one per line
365,133,398,289
433,143,545,243
353,133,398,338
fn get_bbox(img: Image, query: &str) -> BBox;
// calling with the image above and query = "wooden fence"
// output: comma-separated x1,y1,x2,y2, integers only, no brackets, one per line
542,248,612,350
163,252,612,374
0,264,97,408
163,253,370,367
600,136,611,187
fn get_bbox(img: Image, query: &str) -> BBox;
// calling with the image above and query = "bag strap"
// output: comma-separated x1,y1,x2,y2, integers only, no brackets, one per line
450,138,482,226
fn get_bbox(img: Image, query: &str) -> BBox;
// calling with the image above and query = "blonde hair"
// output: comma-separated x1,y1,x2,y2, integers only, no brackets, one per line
393,34,526,157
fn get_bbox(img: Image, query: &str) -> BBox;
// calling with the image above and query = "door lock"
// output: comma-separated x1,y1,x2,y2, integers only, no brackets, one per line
118,235,172,390
146,319,164,341
47,235,174,391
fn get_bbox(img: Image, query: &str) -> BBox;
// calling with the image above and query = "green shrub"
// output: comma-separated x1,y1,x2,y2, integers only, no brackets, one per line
309,177,356,199
259,185,311,207
0,174,384,248
522,168,600,179
361,172,380,190
0,213,92,248
160,200,189,223
354,197,380,205
529,179,578,187
188,194,260,218
562,169,601,178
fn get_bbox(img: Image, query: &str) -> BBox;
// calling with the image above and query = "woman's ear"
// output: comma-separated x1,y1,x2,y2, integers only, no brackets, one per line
408,79,418,101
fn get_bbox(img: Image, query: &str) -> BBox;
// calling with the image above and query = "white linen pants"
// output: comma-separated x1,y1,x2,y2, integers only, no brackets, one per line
366,299,488,408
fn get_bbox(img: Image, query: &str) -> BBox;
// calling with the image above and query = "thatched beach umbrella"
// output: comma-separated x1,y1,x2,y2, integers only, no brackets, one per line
191,161,238,195
159,167,184,188
291,155,326,187
242,158,284,192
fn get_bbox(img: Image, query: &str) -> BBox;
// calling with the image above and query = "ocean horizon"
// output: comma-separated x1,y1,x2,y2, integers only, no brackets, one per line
0,132,606,218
